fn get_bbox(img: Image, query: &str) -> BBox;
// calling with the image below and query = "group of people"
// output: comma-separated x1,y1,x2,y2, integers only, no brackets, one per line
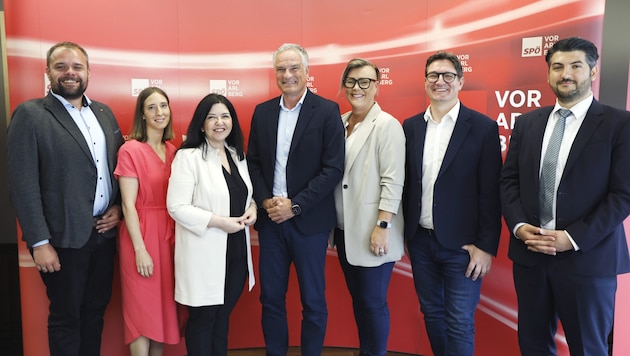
6,36,630,356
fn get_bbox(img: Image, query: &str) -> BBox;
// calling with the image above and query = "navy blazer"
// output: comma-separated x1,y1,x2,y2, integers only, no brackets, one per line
402,104,502,255
7,93,124,248
501,99,630,276
247,90,345,235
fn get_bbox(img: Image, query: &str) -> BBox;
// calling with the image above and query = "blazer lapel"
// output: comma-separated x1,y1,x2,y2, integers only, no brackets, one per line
289,90,313,155
438,109,471,178
561,100,604,180
529,108,554,185
414,115,428,180
344,104,379,174
265,99,281,165
43,94,95,165
91,102,119,173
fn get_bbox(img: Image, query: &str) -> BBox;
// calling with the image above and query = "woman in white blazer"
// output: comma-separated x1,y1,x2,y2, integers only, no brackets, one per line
333,59,405,356
166,94,256,356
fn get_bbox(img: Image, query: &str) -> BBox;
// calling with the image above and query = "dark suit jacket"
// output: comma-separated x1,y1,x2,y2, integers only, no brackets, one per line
402,104,502,255
247,90,345,235
7,93,124,248
500,100,630,276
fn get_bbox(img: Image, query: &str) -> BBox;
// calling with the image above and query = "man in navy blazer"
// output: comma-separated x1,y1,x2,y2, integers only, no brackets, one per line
500,37,630,355
402,51,502,356
7,42,124,356
247,43,344,356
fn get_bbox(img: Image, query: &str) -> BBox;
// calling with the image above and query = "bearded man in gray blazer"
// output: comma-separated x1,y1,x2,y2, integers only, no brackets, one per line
7,41,124,356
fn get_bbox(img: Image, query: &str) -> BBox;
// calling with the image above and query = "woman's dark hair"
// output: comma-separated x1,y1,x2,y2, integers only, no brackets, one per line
180,93,245,160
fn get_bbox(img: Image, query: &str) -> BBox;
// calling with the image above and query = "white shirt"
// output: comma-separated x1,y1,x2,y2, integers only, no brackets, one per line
51,91,112,216
420,101,460,229
513,94,593,250
272,89,307,197
539,95,591,231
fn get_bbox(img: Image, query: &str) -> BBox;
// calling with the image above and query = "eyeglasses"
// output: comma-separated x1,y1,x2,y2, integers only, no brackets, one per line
343,77,377,89
425,72,458,83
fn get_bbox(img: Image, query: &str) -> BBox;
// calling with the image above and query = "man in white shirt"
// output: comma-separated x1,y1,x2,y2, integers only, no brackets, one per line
246,43,344,356
402,50,502,356
7,41,124,356
500,36,630,355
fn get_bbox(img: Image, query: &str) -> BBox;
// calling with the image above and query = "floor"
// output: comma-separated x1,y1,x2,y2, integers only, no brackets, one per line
228,347,418,355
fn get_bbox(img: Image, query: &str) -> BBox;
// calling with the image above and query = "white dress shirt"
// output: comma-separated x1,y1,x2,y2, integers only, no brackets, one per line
272,89,307,197
513,94,593,250
420,101,460,229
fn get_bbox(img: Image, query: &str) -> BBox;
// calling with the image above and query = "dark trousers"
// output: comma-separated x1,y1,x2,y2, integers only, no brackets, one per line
513,261,616,356
407,227,481,356
334,229,394,356
39,229,116,356
185,245,247,356
258,221,329,356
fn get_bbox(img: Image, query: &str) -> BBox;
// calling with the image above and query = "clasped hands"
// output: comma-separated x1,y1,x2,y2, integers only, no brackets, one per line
263,197,295,224
515,223,574,255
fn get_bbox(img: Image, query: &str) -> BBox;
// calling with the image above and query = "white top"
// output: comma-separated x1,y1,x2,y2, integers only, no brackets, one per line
167,144,255,306
273,89,307,197
420,101,460,229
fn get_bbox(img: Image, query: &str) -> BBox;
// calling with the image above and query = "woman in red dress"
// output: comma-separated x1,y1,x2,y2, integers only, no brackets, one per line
115,87,181,355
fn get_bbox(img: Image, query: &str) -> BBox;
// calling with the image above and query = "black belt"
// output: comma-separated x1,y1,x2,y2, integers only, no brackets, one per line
419,226,435,237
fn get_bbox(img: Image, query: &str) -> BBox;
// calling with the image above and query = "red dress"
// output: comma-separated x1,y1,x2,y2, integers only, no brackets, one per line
114,140,180,345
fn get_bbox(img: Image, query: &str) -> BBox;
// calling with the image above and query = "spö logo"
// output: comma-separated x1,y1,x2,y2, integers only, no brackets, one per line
522,35,560,57
131,79,150,96
522,37,543,57
210,80,227,95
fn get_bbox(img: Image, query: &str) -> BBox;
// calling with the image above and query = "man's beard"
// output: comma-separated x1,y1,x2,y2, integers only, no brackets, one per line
552,79,590,102
50,79,87,101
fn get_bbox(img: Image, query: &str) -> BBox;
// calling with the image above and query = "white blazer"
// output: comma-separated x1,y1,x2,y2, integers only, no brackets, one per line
167,144,255,307
334,102,405,267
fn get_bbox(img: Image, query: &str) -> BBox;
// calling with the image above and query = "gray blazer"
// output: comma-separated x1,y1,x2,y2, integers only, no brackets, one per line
7,93,124,248
334,103,405,267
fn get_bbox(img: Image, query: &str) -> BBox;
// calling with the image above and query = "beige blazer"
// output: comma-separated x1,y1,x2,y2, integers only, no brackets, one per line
334,103,405,267
167,144,255,307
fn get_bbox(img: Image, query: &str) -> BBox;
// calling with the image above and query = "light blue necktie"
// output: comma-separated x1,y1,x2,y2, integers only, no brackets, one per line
539,108,571,225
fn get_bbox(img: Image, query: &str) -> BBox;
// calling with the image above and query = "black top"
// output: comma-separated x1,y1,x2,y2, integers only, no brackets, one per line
222,152,247,259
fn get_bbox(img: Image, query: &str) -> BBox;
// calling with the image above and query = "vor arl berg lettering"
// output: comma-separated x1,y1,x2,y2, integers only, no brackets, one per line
210,80,244,97
131,78,164,96
495,89,542,152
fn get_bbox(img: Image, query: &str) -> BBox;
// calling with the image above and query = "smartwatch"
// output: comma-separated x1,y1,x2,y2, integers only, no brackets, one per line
291,204,302,216
376,220,391,229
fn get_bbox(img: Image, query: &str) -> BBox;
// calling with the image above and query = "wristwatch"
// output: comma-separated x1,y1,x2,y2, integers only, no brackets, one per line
376,220,392,229
291,204,302,216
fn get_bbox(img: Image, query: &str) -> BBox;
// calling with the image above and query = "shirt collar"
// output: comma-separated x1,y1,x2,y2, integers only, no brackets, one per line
423,100,460,124
279,89,308,112
553,93,593,120
50,90,91,108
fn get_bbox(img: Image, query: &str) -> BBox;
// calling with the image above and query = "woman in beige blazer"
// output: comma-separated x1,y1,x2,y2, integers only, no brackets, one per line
333,58,405,356
167,94,256,356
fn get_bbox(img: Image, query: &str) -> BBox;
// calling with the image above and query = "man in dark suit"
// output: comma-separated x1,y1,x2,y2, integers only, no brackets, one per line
247,43,344,356
7,42,124,356
501,37,630,355
402,51,502,356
